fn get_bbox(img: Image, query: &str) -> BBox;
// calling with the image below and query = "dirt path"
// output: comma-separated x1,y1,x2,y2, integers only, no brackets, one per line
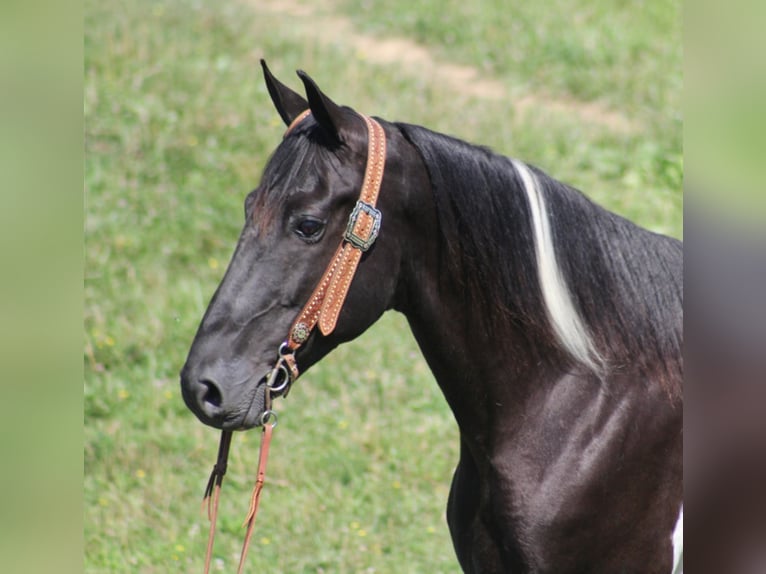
251,0,635,134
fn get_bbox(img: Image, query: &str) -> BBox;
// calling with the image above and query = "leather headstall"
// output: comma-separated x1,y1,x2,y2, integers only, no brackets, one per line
202,111,387,574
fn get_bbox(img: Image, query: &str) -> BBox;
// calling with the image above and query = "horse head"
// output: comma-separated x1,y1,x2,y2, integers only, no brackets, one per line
180,62,415,431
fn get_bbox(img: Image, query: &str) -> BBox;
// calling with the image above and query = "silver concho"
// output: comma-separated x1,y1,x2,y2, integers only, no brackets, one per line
291,322,311,344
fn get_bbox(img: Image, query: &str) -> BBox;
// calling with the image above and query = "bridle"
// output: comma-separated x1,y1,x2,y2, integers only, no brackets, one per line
201,111,387,573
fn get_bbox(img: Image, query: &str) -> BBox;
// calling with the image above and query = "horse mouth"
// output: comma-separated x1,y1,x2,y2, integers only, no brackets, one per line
235,361,294,429
232,374,271,431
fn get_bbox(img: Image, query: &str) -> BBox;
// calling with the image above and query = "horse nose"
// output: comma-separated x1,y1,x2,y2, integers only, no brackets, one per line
198,378,223,410
180,370,226,426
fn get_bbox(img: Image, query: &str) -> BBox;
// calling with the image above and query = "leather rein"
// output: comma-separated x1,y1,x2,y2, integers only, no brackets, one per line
202,111,386,573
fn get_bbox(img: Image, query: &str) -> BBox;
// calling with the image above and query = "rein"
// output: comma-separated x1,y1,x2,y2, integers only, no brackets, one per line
201,111,386,573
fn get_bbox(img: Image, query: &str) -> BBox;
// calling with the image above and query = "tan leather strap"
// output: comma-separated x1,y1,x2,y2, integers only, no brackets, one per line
285,113,386,352
201,424,273,574
237,422,274,574
283,109,312,138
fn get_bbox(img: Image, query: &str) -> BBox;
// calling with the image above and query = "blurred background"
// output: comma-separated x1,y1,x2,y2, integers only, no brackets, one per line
685,1,766,572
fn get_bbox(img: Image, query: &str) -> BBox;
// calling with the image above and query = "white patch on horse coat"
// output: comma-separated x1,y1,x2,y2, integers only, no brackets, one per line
672,505,683,574
511,159,602,373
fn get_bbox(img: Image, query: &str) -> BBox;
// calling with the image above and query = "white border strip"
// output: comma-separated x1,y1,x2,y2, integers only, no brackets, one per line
672,505,683,574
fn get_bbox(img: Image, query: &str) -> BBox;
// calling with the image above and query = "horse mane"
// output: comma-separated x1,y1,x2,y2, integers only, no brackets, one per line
397,122,683,391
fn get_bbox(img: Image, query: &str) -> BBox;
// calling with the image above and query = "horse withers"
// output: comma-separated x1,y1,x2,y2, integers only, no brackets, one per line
181,62,683,573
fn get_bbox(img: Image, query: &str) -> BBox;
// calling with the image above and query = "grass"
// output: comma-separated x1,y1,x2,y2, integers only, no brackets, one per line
342,0,681,113
84,0,681,571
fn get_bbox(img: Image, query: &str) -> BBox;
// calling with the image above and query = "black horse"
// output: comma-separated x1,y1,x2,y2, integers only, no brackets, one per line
181,62,683,573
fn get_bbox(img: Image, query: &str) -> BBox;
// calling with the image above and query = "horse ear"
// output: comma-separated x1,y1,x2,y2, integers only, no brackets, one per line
296,70,349,142
261,59,308,127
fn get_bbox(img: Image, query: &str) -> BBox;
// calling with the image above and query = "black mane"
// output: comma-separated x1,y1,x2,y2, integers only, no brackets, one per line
397,122,682,390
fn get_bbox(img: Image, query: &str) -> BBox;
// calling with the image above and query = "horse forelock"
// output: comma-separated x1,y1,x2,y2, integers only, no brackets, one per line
251,124,338,235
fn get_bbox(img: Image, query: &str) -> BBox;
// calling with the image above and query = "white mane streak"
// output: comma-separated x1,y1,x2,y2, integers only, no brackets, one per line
511,158,603,374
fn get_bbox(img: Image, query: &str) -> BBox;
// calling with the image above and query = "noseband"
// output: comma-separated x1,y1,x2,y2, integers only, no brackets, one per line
202,111,387,573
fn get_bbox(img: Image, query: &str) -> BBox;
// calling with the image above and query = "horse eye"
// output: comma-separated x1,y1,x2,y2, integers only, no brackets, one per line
293,217,325,241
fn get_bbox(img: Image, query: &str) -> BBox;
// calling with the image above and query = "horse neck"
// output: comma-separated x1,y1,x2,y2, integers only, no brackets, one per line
399,255,566,430
390,156,567,443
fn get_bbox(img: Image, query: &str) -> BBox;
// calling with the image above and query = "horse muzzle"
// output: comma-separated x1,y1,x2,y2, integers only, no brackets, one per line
180,367,269,430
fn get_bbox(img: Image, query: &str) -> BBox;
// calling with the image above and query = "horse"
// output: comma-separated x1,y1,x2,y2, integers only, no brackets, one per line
181,61,683,574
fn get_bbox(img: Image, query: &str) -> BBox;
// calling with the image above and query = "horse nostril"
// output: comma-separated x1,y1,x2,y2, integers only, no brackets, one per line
200,379,222,408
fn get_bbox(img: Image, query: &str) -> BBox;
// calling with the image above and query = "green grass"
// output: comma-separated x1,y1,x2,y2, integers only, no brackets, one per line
84,0,681,571
341,0,681,112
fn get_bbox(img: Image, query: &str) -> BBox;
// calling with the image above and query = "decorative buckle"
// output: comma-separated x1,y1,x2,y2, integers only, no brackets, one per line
344,201,382,252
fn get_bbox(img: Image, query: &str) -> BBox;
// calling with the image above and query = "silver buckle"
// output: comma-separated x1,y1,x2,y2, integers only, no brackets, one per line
344,201,382,252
